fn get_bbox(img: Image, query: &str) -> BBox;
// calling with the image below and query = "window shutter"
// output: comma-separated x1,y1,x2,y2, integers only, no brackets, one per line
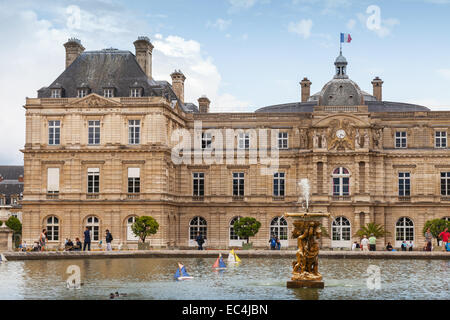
47,168,60,192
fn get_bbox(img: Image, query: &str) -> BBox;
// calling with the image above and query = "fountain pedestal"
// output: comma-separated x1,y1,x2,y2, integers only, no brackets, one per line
285,212,330,289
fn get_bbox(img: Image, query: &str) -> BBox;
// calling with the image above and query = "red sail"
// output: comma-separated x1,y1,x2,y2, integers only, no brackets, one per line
212,257,220,268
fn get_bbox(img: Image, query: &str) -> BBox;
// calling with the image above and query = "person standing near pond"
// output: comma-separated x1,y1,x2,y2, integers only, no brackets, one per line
105,229,113,251
368,234,377,251
361,235,369,251
276,236,281,250
424,228,433,251
83,227,91,251
439,227,449,252
269,234,276,250
39,229,47,251
195,232,204,250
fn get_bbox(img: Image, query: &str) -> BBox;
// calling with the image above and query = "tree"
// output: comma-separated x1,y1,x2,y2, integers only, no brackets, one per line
131,216,159,243
6,216,22,235
423,219,450,246
355,222,389,239
233,217,261,244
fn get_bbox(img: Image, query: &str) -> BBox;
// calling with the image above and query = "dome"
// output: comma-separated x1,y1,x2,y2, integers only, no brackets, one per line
318,78,363,106
335,53,347,64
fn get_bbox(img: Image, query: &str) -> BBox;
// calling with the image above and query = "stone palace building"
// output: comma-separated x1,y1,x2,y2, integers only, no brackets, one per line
21,37,450,249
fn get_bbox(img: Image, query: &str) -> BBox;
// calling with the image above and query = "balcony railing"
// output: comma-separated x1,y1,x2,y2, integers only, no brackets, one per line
232,195,244,201
86,193,99,200
127,193,140,200
440,196,450,202
398,196,411,202
192,195,204,202
272,196,285,201
46,193,59,200
332,195,351,201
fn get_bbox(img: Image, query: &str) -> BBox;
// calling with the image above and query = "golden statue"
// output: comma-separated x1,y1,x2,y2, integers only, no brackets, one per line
285,212,330,288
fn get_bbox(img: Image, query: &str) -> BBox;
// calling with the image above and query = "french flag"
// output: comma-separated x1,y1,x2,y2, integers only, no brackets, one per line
340,33,352,43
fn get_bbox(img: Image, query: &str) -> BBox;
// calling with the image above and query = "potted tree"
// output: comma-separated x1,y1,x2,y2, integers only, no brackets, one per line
423,219,450,248
233,217,261,250
131,216,159,250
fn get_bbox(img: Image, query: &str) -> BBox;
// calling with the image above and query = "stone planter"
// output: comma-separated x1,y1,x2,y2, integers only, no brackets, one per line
138,242,150,250
0,225,14,252
242,242,253,250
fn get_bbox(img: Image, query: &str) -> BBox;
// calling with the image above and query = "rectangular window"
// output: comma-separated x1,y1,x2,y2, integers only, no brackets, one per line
233,172,245,197
87,168,100,194
48,120,61,145
103,89,114,98
238,133,250,150
395,131,407,148
273,172,285,197
441,172,450,196
77,89,88,98
398,172,411,196
128,168,140,194
51,89,61,98
202,132,212,149
88,120,100,145
47,168,60,194
130,88,141,97
278,132,288,149
193,172,205,197
435,131,447,148
128,120,141,145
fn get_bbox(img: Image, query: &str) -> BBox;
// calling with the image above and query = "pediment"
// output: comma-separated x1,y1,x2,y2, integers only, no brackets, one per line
313,114,369,128
68,93,121,108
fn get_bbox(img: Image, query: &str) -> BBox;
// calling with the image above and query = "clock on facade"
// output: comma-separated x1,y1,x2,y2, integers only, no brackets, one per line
336,129,346,139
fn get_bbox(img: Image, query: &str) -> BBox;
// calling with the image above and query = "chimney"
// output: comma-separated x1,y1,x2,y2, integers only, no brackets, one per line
371,77,383,101
63,38,85,69
198,96,211,113
170,70,186,104
300,77,312,103
18,175,24,183
134,36,154,79
0,175,3,182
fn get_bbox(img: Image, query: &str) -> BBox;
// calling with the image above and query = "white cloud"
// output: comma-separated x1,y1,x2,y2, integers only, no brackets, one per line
288,19,313,39
437,68,450,79
357,12,399,38
207,18,232,31
346,19,356,30
228,0,258,10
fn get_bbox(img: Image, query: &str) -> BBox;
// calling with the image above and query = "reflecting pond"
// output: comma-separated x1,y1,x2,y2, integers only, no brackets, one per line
0,257,448,300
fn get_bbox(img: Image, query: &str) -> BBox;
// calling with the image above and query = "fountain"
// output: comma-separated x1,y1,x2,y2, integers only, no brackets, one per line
285,179,330,289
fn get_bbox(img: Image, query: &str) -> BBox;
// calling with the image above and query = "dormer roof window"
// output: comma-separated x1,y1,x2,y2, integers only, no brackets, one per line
77,84,90,98
51,89,62,98
130,87,142,98
103,87,115,98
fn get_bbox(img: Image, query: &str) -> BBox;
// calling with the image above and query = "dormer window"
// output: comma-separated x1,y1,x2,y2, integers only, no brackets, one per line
130,88,142,97
103,88,115,98
51,89,61,98
77,88,89,98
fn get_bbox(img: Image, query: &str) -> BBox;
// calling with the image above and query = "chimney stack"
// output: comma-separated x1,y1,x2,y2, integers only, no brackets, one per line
371,77,383,101
171,70,186,104
18,175,24,183
300,77,312,103
134,36,154,79
0,175,3,183
198,96,211,113
63,38,85,69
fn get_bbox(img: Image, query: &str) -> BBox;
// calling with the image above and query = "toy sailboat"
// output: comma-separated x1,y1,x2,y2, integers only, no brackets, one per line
0,253,7,263
174,265,193,280
227,249,241,264
213,254,227,270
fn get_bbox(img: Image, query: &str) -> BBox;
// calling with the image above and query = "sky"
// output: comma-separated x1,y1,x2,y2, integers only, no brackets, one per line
1,0,450,164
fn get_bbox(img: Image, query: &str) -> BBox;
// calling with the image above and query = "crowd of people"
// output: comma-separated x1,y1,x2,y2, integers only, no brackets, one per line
351,234,378,251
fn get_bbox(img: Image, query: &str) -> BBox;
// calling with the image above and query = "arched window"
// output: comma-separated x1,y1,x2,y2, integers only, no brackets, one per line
189,216,207,241
332,216,351,241
46,216,59,241
270,217,288,241
86,216,100,241
229,216,242,241
443,217,450,222
396,217,414,242
127,216,139,241
332,167,350,196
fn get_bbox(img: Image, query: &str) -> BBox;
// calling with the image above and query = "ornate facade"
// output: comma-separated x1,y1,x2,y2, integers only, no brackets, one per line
21,38,450,249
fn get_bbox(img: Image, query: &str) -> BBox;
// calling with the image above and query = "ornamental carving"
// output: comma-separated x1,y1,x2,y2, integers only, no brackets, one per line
326,119,356,151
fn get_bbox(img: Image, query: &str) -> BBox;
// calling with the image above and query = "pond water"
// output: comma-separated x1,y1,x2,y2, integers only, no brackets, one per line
0,257,448,300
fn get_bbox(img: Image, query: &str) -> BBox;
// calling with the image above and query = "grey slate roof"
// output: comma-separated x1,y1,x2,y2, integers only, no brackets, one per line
37,49,196,113
0,166,24,203
0,166,23,180
255,100,429,113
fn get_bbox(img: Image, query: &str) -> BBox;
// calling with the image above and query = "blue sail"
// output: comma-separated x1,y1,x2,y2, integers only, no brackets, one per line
180,266,190,277
174,268,181,279
218,257,226,268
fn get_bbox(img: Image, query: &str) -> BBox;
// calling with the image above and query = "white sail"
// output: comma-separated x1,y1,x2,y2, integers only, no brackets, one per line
0,253,7,263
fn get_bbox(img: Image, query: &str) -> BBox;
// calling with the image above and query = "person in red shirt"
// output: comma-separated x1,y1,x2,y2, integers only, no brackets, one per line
439,228,450,252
